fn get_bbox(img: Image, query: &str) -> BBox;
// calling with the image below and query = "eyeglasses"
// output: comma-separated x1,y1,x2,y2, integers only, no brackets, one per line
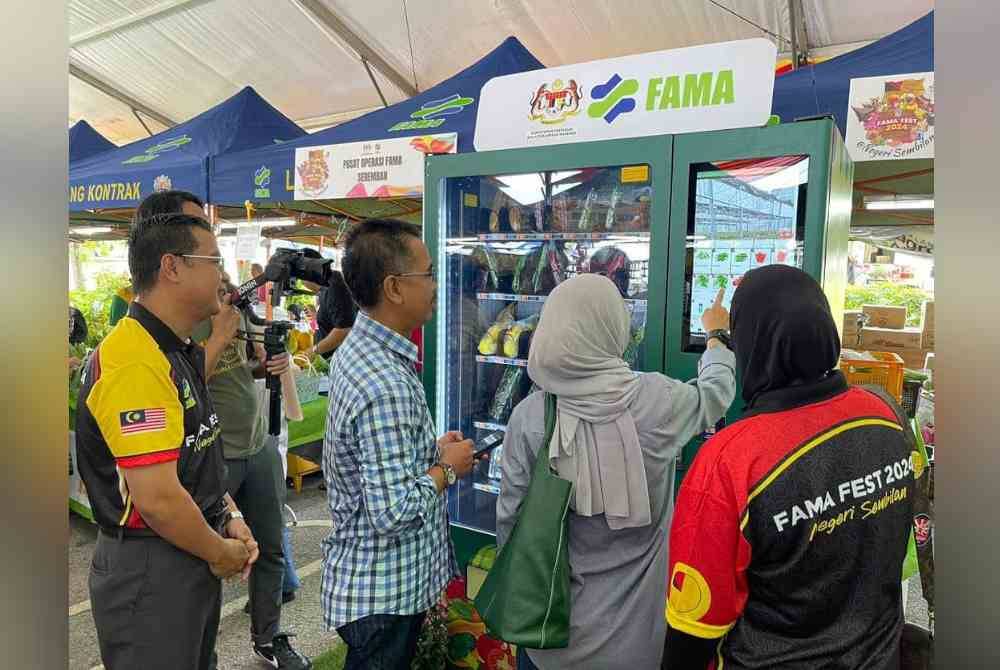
394,267,436,282
179,254,225,269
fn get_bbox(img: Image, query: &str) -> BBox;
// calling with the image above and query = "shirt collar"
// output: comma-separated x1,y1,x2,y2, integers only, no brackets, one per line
742,371,850,418
355,311,418,364
128,302,190,354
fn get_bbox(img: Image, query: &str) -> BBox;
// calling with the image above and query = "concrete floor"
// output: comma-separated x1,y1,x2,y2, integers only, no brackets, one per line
68,470,933,668
69,473,339,670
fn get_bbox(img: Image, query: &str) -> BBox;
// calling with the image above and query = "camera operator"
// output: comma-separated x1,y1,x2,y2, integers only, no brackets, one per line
193,271,311,670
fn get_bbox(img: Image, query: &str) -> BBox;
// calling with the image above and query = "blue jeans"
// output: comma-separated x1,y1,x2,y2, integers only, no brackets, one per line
517,647,540,670
337,612,426,670
281,525,299,594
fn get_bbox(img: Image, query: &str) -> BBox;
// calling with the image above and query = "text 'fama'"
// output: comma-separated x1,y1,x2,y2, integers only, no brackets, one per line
772,455,914,533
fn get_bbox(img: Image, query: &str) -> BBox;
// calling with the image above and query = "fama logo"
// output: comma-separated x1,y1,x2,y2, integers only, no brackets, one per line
588,74,640,124
122,135,193,165
389,93,474,132
254,165,271,198
588,70,737,125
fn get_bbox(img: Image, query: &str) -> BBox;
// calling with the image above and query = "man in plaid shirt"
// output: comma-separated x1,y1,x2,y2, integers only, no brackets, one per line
322,219,475,668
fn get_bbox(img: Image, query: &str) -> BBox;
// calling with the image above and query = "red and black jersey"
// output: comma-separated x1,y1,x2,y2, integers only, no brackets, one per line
666,373,913,669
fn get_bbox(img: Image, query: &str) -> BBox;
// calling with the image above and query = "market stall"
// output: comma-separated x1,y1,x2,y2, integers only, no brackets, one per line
68,85,306,234
67,88,306,520
203,37,545,488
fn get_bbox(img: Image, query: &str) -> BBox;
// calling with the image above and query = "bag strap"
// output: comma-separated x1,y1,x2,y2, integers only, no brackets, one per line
860,385,913,447
530,393,559,484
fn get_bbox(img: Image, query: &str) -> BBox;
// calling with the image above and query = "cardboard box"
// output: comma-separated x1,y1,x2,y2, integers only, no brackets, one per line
921,329,935,350
860,326,923,350
896,347,932,370
843,310,863,334
862,304,908,329
920,301,935,348
920,301,935,329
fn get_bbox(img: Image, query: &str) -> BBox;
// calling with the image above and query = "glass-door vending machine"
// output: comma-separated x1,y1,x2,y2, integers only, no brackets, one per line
423,118,852,560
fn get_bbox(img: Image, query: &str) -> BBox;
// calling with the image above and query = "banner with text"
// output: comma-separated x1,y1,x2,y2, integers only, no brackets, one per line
294,133,457,201
474,38,776,151
846,72,934,162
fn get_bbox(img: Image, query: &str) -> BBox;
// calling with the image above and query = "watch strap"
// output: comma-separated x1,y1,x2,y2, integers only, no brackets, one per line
706,329,732,348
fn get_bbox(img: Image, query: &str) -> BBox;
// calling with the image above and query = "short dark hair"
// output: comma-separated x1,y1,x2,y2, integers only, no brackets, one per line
342,219,421,309
128,214,213,295
133,190,205,224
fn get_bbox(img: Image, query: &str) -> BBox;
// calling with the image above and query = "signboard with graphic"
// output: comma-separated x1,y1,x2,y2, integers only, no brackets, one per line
474,39,776,151
846,72,934,161
293,133,457,200
236,223,262,260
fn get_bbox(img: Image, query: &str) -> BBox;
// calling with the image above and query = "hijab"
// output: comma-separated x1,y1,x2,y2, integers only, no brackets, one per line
730,265,841,408
527,274,651,530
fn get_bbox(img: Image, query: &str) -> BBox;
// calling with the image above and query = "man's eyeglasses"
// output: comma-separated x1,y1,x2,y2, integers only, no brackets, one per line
394,267,435,281
179,254,225,269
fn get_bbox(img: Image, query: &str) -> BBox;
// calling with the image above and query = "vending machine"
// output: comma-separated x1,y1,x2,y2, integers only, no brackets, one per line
423,118,852,557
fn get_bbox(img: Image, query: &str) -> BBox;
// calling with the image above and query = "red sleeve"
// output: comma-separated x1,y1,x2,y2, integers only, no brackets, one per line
667,468,752,640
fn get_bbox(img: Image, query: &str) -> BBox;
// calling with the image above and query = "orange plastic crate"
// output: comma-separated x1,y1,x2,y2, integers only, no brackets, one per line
840,351,905,400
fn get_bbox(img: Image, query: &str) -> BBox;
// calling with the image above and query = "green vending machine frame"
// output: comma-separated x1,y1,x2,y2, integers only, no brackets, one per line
423,118,852,565
665,118,853,476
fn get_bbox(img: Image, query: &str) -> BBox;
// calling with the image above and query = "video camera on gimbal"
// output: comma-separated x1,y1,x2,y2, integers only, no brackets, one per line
230,249,333,436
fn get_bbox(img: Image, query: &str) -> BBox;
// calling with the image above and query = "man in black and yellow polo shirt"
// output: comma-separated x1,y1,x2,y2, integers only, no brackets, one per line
77,212,258,670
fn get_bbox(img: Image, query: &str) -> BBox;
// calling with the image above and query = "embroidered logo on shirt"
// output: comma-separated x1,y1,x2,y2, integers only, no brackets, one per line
182,379,197,410
119,409,167,435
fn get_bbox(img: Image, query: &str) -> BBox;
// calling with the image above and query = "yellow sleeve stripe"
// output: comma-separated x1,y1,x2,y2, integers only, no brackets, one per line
86,361,184,459
665,604,734,639
747,418,902,504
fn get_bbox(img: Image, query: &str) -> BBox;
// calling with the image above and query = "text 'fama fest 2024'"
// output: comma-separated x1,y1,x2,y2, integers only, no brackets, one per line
771,455,915,537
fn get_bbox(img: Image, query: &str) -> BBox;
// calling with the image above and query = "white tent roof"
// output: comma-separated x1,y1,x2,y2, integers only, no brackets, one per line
69,0,933,145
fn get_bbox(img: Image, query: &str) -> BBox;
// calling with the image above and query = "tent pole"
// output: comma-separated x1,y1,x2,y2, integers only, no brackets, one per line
362,57,389,107
789,0,800,70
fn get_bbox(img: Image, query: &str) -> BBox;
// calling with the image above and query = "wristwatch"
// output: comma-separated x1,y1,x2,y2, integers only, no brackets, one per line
705,329,732,349
223,509,244,528
437,462,457,487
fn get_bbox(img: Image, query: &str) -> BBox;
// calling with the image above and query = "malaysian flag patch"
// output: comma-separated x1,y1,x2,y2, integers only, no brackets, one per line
119,409,167,435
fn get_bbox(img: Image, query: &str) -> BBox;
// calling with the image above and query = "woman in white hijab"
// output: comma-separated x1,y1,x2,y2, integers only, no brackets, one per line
496,274,736,670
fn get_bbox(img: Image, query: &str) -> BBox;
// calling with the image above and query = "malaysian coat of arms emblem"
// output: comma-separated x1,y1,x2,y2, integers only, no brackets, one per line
529,79,582,124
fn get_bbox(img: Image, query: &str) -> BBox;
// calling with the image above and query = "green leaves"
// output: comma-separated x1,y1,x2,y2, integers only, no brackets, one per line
845,282,932,327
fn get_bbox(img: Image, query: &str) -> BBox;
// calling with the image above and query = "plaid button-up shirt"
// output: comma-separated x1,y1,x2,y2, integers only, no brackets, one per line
321,312,457,630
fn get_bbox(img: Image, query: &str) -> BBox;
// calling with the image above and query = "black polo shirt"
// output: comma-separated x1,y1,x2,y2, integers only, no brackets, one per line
316,270,357,357
75,302,227,532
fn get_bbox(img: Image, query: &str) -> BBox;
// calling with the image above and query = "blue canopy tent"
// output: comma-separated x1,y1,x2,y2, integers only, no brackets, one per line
210,36,543,211
69,120,116,163
69,86,305,214
771,11,933,136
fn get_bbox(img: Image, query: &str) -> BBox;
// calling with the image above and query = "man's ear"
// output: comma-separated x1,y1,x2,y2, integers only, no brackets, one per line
159,253,184,286
382,275,405,306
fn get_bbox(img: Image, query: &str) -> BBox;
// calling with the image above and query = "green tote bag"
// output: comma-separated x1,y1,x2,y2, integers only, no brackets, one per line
474,393,573,649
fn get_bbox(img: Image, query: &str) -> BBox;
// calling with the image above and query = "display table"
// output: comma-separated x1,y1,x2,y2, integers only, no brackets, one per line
286,396,328,492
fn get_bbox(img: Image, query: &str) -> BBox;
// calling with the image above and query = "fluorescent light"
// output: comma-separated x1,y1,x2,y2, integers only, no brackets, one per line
70,226,113,235
863,196,934,211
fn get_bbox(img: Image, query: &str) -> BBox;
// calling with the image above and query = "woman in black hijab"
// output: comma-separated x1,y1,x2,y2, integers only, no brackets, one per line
662,265,914,670
731,264,842,413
